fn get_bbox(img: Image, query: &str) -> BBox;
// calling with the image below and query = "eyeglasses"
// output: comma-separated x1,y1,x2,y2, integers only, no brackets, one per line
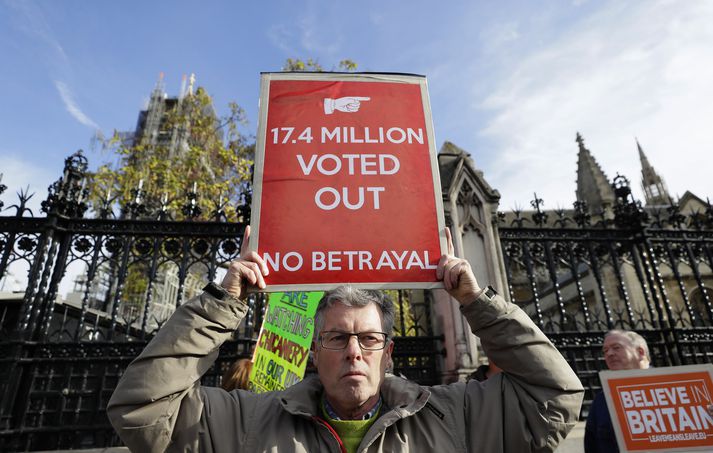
319,331,389,351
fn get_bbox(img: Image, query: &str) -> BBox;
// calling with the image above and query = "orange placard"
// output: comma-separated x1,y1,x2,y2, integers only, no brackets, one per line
250,73,446,291
601,365,713,452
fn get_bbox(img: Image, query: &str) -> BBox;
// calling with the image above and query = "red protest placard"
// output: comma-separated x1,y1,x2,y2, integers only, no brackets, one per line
600,365,713,452
250,73,446,291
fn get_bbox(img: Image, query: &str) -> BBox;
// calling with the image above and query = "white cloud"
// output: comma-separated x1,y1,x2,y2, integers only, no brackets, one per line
6,0,69,68
475,1,713,209
7,2,100,132
54,80,100,130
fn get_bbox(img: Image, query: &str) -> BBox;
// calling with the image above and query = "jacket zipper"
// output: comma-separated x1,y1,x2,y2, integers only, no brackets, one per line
312,416,347,453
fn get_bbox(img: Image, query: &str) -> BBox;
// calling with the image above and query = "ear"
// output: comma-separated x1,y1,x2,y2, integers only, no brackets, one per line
385,341,395,371
636,346,646,360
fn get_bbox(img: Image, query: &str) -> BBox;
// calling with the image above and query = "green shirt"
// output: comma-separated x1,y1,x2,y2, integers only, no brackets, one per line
321,398,382,453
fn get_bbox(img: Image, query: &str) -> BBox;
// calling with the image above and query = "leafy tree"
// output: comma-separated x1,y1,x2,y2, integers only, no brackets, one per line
91,86,253,221
91,60,358,220
385,289,417,337
282,58,358,72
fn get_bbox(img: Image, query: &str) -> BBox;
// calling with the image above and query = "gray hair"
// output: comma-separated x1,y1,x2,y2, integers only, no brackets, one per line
605,329,651,361
313,285,395,341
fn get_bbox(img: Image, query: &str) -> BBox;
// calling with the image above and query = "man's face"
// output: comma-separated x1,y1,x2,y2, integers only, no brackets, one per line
603,333,646,370
313,302,393,417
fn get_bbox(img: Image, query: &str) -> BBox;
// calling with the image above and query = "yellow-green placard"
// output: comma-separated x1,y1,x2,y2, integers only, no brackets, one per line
249,291,322,393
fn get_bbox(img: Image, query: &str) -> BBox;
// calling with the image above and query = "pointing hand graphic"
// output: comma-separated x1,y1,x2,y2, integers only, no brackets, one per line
323,96,371,114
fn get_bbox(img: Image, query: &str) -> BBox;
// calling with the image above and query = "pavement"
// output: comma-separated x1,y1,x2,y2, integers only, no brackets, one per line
557,421,586,452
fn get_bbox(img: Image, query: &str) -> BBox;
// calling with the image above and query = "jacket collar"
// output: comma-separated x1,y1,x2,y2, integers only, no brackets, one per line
279,373,430,419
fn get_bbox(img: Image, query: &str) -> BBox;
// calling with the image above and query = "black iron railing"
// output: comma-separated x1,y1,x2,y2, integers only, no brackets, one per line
0,151,442,451
498,179,713,414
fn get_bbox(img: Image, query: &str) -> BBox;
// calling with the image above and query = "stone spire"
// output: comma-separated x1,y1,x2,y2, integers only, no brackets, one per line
637,139,671,206
575,132,616,217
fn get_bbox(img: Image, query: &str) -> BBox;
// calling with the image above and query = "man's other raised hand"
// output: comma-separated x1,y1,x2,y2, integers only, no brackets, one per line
436,228,483,307
220,226,269,299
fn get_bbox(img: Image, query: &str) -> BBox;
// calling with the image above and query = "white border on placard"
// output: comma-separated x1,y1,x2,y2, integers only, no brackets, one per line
249,72,446,292
599,364,713,453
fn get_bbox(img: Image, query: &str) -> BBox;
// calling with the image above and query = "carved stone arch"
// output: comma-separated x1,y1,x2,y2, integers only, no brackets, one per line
456,179,486,234
427,142,509,383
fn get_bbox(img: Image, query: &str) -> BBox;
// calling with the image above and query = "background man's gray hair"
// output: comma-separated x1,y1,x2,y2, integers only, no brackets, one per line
605,329,651,361
314,285,395,340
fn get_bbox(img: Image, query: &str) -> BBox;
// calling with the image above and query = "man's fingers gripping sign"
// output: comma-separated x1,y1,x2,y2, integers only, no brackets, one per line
436,227,482,304
221,226,269,298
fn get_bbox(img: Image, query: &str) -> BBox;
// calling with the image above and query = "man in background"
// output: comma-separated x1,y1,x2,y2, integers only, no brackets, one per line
221,358,253,391
584,329,651,453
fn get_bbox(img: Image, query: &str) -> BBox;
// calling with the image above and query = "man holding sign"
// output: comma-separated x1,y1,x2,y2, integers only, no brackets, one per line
588,331,713,452
108,227,583,452
585,330,651,453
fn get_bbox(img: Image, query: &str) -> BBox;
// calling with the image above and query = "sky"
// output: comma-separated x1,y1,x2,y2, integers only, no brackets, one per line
1,0,712,216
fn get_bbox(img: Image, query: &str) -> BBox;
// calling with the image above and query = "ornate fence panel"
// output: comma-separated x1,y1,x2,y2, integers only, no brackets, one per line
498,182,713,415
0,151,442,451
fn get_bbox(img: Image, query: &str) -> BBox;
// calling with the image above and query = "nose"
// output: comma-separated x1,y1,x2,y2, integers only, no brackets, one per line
344,335,363,360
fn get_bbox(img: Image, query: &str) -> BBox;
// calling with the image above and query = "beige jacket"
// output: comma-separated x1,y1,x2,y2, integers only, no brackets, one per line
107,291,583,452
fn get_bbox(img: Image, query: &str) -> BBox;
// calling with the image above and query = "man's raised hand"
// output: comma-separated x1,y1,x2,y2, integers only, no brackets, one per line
220,226,269,299
436,228,482,306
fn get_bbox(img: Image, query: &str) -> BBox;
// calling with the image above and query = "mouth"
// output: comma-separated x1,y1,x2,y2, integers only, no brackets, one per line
342,371,367,379
606,359,622,369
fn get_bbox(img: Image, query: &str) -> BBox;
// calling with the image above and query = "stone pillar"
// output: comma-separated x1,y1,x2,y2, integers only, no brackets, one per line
431,142,508,383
